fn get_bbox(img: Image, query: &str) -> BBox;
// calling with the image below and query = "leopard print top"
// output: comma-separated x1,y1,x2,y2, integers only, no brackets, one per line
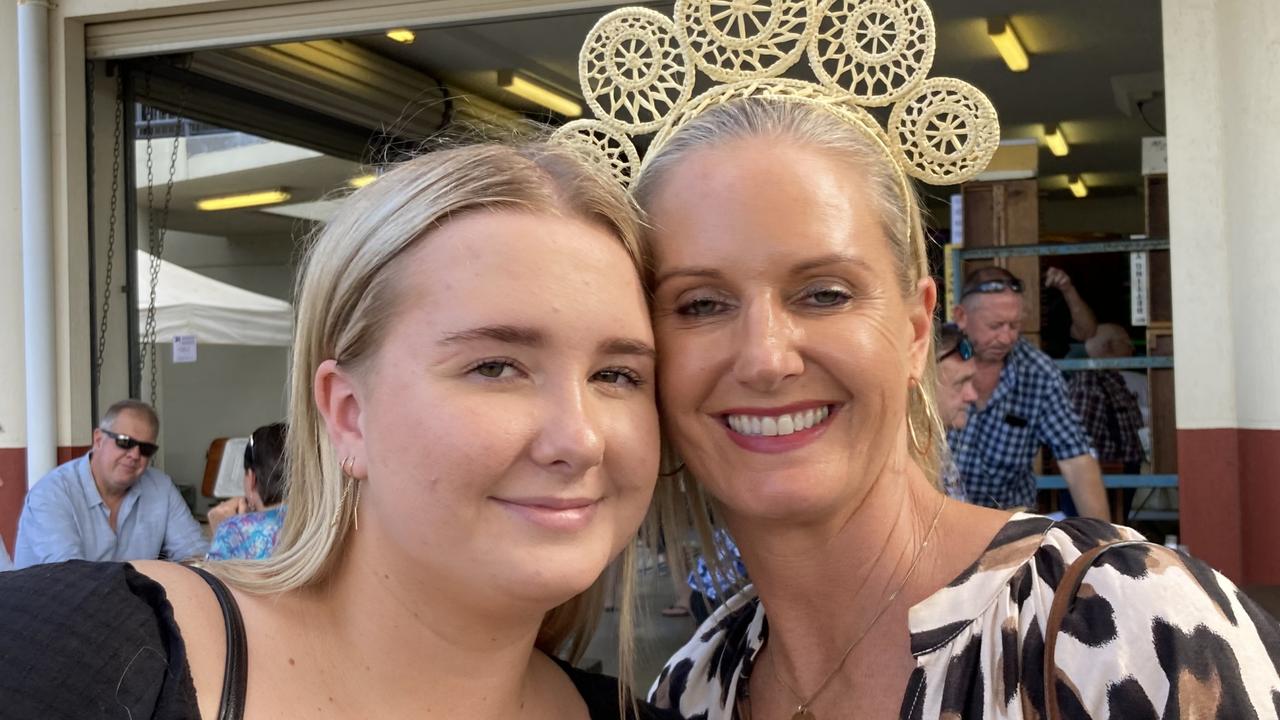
649,513,1280,719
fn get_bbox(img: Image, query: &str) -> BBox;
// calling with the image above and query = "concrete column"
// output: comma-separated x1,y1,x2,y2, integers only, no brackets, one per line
1164,0,1280,584
0,0,27,551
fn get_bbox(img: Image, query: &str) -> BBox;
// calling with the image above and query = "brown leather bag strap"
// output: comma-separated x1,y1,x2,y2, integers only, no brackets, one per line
1043,540,1149,720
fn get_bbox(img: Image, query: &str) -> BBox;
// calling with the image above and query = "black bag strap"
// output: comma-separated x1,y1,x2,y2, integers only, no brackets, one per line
186,564,248,720
1043,539,1151,720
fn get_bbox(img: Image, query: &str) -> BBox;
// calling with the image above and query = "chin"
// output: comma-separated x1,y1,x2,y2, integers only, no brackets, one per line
496,535,618,607
713,470,847,523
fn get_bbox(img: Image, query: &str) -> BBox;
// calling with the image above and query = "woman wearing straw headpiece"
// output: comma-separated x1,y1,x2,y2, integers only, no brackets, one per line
556,0,1280,717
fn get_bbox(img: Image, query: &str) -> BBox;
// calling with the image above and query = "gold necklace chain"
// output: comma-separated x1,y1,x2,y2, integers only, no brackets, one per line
766,496,947,720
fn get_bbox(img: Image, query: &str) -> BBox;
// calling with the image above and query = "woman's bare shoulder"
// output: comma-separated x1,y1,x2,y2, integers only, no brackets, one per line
131,560,229,720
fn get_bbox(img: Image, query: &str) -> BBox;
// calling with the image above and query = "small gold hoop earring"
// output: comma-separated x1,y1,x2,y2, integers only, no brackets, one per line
906,377,933,457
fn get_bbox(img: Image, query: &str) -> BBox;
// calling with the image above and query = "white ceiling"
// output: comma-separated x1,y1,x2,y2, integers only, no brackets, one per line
357,0,1165,197
166,0,1163,239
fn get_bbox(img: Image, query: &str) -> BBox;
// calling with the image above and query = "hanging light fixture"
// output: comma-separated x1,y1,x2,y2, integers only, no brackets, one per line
497,71,582,117
196,189,291,211
1043,124,1069,157
988,17,1029,72
1067,175,1088,198
386,28,416,44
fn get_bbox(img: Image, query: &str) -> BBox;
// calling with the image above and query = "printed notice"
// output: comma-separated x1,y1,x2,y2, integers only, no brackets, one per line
173,335,197,363
1130,252,1150,326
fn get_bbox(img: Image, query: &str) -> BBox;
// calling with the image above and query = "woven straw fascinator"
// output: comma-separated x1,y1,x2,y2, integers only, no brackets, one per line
553,0,1000,190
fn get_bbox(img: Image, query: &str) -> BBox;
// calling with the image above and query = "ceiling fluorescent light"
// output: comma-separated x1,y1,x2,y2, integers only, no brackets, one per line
497,71,582,117
988,17,1029,72
386,28,416,44
349,174,377,189
1043,124,1069,157
1067,175,1088,198
196,189,291,212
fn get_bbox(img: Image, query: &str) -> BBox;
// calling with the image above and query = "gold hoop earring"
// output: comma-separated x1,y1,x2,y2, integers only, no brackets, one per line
906,377,934,457
333,457,361,531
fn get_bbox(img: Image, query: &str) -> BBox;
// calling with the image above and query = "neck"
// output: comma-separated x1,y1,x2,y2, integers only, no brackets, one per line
89,466,129,510
292,527,564,718
724,448,945,686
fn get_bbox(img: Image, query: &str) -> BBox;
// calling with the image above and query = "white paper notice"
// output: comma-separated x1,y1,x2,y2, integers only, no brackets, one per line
1130,252,1150,326
173,335,197,363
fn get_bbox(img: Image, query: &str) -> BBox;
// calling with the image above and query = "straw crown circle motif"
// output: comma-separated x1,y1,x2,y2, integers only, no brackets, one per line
561,0,999,189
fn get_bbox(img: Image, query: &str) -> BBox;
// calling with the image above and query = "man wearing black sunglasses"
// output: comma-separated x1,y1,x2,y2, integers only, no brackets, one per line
950,267,1109,520
14,399,207,568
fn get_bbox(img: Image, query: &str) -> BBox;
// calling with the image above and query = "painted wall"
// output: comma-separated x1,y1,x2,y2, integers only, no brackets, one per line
1164,0,1280,583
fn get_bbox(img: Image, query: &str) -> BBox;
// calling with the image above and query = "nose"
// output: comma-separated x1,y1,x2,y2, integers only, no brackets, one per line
732,297,803,392
962,383,979,405
529,382,605,475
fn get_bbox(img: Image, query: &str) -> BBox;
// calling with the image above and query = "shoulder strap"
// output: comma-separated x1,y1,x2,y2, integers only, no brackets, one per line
1043,539,1148,720
186,564,248,720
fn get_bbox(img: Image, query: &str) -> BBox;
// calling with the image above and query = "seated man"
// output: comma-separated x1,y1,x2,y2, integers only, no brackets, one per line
1068,324,1146,472
14,399,207,568
935,323,979,502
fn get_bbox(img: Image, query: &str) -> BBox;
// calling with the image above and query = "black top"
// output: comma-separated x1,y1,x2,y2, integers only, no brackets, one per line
0,561,677,720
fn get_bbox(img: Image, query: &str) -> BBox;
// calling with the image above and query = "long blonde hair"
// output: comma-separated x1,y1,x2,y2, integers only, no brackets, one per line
208,141,646,683
632,98,946,598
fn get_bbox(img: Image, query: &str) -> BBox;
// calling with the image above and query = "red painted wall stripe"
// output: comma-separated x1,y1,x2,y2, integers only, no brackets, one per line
1179,428,1280,586
0,446,92,551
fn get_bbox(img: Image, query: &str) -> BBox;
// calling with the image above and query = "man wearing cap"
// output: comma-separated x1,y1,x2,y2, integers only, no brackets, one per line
950,267,1109,519
14,399,207,568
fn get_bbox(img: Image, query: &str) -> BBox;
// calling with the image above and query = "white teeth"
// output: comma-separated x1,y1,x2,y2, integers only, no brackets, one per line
761,417,778,436
727,406,833,437
777,415,795,435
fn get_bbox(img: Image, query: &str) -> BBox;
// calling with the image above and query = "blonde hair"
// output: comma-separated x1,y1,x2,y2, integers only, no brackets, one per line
208,141,646,690
633,99,946,597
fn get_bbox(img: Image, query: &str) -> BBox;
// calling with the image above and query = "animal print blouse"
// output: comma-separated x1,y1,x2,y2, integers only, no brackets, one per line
649,513,1280,719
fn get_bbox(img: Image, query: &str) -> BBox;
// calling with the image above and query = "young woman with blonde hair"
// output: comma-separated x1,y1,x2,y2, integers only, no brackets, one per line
0,141,676,720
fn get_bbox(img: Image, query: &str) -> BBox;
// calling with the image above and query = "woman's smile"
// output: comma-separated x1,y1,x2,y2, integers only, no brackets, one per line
716,402,843,453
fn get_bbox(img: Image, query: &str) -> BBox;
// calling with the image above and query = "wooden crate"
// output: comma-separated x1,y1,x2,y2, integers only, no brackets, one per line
1147,323,1177,473
961,180,1041,340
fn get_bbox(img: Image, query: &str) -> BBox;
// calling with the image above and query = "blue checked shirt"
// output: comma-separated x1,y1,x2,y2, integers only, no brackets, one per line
948,339,1094,509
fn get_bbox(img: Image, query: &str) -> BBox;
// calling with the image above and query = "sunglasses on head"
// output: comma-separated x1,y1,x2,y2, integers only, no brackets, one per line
101,429,159,458
960,278,1023,300
938,336,973,362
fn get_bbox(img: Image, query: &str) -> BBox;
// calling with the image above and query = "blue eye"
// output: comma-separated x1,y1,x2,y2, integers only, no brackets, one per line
678,297,727,317
804,287,853,307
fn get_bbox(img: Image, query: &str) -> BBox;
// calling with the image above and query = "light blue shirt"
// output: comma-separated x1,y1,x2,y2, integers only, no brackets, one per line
14,454,208,568
0,537,11,571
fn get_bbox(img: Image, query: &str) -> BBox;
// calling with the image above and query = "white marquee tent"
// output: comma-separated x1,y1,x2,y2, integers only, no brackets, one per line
135,250,293,346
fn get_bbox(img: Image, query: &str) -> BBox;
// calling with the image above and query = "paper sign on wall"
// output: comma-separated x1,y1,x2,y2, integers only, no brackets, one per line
173,335,197,363
1130,252,1150,326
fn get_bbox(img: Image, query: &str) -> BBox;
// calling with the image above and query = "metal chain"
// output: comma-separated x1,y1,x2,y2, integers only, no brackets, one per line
93,64,125,391
139,69,190,407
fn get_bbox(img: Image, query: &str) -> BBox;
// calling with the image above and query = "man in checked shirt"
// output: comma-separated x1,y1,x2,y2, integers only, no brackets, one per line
949,267,1110,520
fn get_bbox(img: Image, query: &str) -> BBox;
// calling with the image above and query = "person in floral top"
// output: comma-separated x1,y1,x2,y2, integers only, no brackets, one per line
207,423,287,560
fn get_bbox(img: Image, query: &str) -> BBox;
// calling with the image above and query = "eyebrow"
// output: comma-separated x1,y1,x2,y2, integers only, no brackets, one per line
439,325,655,360
787,253,874,275
653,266,724,289
600,337,657,360
654,253,872,289
439,324,544,347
